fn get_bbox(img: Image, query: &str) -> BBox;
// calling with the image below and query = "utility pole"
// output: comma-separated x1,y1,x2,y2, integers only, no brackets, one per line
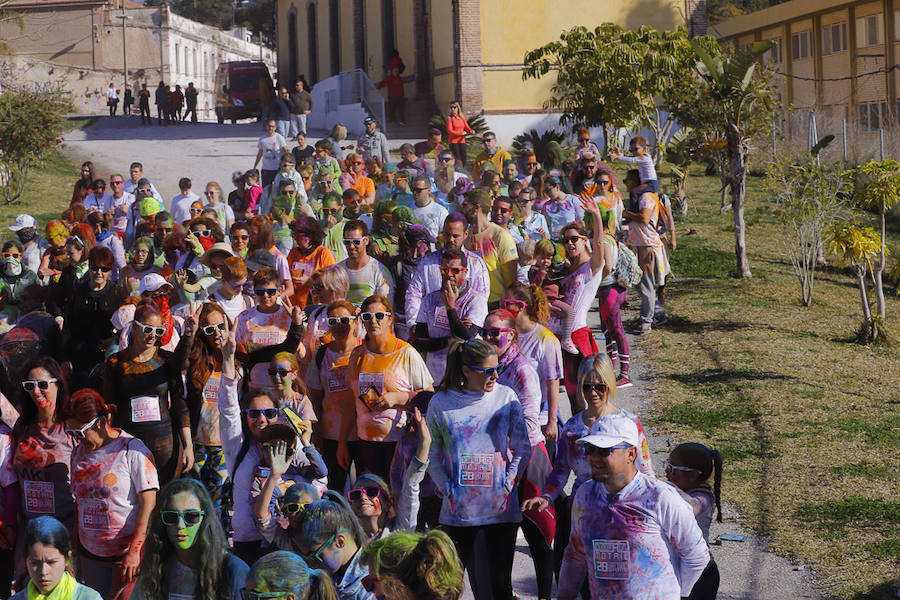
114,10,132,94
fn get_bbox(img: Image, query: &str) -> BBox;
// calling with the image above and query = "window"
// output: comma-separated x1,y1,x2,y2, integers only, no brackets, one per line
765,37,783,64
896,9,900,41
791,30,811,60
859,101,887,131
856,14,884,48
822,22,847,54
329,0,340,75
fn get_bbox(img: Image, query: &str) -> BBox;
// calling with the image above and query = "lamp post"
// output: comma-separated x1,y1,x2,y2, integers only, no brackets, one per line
114,11,132,96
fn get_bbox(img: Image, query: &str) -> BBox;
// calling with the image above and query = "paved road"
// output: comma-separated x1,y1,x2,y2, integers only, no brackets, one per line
64,116,822,600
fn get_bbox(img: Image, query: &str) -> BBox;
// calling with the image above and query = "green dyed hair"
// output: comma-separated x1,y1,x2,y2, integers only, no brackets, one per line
360,530,464,600
247,551,337,600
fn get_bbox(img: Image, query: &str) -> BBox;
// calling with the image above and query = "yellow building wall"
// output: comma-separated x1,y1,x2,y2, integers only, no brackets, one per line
431,0,455,72
6,6,95,68
394,0,416,97
476,0,683,111
366,1,384,78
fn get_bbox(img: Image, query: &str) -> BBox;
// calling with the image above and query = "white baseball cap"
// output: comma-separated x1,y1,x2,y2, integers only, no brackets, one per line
8,214,36,232
139,273,173,295
577,416,640,449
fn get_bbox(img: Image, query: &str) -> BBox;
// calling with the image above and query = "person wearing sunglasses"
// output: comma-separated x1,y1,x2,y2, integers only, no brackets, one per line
459,188,519,308
87,211,126,277
445,101,473,167
559,417,709,600
360,529,465,600
294,491,371,596
229,222,252,259
105,300,193,486
339,152,376,207
472,131,511,182
0,239,39,322
286,217,334,310
425,338,530,600
63,388,158,598
184,302,235,517
410,249,484,381
242,550,337,600
233,267,304,391
540,175,584,241
209,256,255,323
304,299,359,491
135,479,250,600
202,182,236,233
346,404,430,543
481,308,555,600
219,325,314,566
410,174,448,241
12,357,77,533
336,221,393,307
514,188,550,242
268,351,317,426
8,213,48,276
255,480,318,553
661,443,724,600
342,294,432,482
573,127,602,163
60,246,119,388
523,354,652,596
557,197,606,408
299,265,350,366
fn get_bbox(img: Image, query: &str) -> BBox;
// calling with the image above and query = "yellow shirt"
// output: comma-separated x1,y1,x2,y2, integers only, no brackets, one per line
469,223,519,303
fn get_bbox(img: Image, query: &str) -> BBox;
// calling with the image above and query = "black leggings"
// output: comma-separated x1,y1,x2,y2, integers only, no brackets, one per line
685,558,719,600
321,438,361,492
520,517,554,599
444,522,519,600
450,142,468,168
357,440,397,482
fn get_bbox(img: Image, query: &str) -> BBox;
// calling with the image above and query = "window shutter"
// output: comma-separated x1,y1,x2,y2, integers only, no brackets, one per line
857,17,866,47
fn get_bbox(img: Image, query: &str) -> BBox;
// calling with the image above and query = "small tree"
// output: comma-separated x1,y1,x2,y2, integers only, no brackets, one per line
767,153,849,306
0,87,71,204
664,126,698,215
844,159,900,324
828,223,887,344
690,39,776,278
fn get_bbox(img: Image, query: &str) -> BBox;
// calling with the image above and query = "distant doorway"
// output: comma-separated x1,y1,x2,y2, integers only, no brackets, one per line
288,7,298,86
307,2,318,83
381,0,395,74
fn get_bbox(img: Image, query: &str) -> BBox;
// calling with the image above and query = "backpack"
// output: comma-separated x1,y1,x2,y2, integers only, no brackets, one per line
614,240,642,288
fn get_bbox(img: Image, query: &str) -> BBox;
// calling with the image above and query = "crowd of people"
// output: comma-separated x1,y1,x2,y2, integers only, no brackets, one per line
0,101,724,600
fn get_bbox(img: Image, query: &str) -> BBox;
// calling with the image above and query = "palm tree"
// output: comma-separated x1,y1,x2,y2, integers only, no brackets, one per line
691,39,774,278
828,223,885,344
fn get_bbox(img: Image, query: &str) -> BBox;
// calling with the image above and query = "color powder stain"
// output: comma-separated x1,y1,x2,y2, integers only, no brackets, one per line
102,472,118,487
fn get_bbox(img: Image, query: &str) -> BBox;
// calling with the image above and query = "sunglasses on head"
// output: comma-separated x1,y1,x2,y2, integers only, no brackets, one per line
201,323,226,335
347,486,382,502
268,367,296,378
245,407,278,420
254,288,279,297
360,311,390,322
466,364,501,378
89,264,112,273
22,378,57,392
327,316,355,326
342,239,364,246
65,417,98,440
160,509,205,526
585,444,631,457
134,320,165,336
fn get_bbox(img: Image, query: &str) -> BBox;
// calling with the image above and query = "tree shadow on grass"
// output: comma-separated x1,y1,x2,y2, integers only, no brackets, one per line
668,367,795,387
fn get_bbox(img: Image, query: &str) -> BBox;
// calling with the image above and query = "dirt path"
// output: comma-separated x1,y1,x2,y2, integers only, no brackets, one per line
64,116,824,600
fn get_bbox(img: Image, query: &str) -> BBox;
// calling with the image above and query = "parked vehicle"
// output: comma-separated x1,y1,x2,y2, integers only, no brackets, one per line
214,61,273,123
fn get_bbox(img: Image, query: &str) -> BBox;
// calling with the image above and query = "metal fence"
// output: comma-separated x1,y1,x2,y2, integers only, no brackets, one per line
337,68,386,134
773,108,896,164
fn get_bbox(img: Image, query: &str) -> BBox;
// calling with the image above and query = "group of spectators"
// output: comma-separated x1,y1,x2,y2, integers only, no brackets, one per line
0,101,722,600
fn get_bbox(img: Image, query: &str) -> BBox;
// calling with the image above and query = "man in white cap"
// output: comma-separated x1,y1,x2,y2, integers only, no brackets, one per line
559,418,710,600
8,214,48,275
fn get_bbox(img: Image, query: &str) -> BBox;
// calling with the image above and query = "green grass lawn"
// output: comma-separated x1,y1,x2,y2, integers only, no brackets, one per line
633,164,900,600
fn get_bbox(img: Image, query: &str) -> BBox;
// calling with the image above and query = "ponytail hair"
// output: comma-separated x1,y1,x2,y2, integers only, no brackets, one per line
438,338,497,392
247,551,338,600
293,490,366,549
360,530,464,600
504,282,549,325
671,442,723,523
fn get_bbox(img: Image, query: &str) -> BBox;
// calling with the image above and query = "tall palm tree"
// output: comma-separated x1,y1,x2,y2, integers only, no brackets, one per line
691,39,774,278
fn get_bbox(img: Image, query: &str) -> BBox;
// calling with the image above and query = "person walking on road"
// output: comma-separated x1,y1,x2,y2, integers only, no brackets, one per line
155,81,169,125
289,78,313,137
264,88,293,140
357,116,390,168
183,82,199,123
254,120,289,188
138,83,151,125
123,84,133,115
170,84,185,123
106,83,119,116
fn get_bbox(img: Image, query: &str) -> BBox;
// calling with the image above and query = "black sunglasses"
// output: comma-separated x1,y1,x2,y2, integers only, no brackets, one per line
582,383,608,392
89,264,112,273
254,288,279,297
245,408,278,420
327,316,355,326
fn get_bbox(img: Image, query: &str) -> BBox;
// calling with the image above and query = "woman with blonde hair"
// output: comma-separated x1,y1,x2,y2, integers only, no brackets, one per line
360,530,464,600
445,101,474,168
326,123,351,167
522,354,653,592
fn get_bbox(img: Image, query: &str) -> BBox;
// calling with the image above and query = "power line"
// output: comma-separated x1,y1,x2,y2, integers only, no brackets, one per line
764,62,900,82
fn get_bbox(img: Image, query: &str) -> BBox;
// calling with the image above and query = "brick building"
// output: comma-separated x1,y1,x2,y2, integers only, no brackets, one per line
714,0,900,132
275,0,699,140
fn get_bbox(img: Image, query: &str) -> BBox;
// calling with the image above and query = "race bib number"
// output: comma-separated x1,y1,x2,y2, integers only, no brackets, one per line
358,372,384,397
433,306,450,330
327,366,348,393
131,395,161,423
202,375,220,404
459,453,493,487
81,499,110,530
251,329,283,346
23,481,55,514
592,539,630,580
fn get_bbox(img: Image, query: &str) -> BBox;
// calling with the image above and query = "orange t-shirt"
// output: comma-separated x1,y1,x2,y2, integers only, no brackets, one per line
287,245,336,308
351,176,375,199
